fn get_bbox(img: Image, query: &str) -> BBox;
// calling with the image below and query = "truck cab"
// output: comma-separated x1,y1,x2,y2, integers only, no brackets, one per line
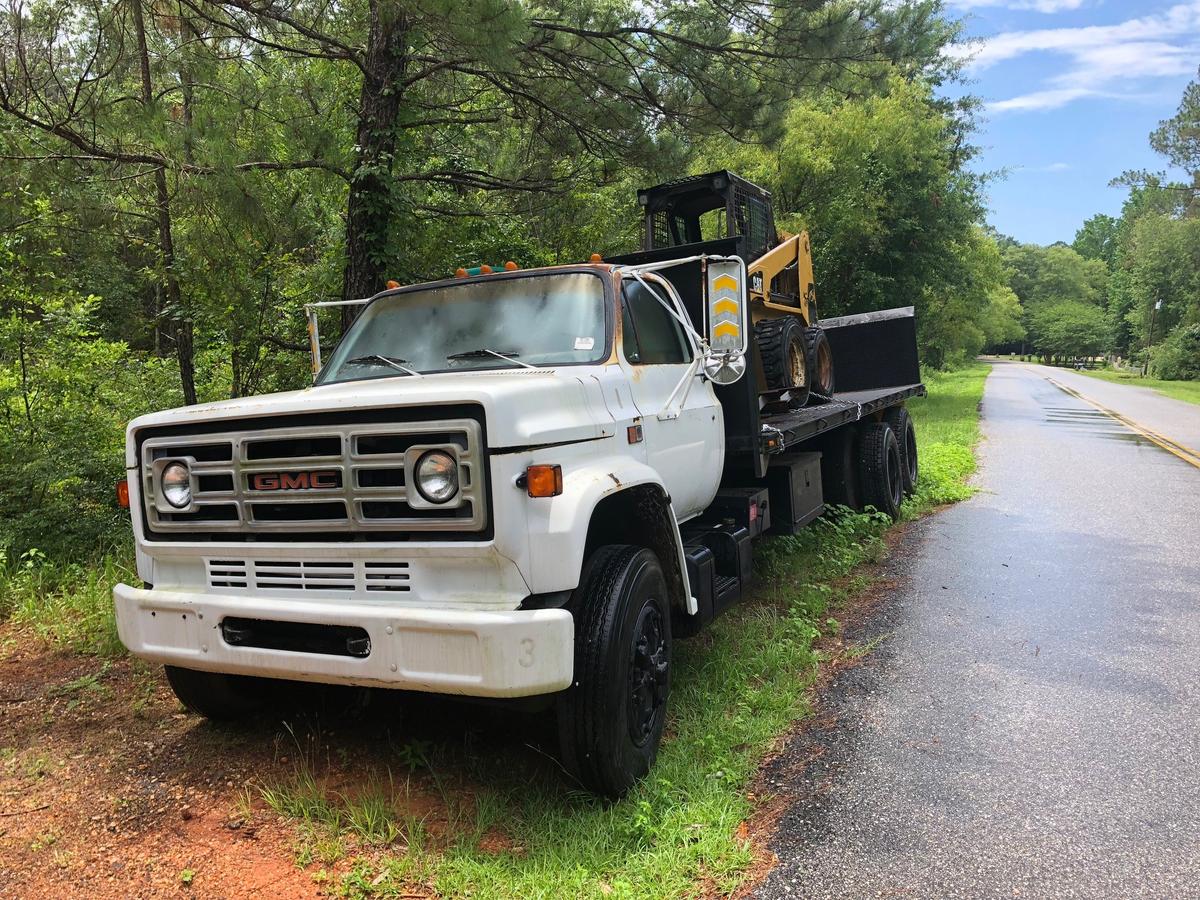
116,257,754,797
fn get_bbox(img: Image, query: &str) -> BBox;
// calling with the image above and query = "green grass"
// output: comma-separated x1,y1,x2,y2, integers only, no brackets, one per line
0,550,130,656
258,364,993,900
905,363,990,509
1,365,992,899
1073,368,1200,407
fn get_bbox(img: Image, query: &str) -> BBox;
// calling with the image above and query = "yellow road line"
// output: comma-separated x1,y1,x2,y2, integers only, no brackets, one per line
1045,376,1200,470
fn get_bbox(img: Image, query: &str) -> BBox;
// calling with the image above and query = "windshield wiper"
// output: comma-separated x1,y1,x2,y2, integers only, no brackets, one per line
342,355,422,377
446,348,537,370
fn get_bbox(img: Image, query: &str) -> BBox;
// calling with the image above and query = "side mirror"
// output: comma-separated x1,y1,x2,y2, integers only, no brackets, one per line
703,257,749,385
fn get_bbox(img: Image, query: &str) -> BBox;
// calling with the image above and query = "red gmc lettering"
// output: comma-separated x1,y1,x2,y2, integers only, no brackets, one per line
250,471,337,491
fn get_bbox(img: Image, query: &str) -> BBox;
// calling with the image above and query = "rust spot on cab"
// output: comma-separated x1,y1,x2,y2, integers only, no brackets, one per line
608,473,621,486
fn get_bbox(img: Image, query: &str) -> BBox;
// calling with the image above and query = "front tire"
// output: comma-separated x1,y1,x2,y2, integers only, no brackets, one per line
557,546,671,798
164,665,273,721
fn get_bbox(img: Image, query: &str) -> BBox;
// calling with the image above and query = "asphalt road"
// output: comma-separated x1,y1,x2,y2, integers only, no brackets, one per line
755,360,1200,898
1026,363,1200,463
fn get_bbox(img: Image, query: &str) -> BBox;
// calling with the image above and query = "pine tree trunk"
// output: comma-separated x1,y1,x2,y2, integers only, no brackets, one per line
340,1,409,332
132,0,197,404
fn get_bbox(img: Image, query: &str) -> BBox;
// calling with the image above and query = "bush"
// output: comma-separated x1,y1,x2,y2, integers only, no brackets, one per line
1150,324,1200,381
0,284,180,557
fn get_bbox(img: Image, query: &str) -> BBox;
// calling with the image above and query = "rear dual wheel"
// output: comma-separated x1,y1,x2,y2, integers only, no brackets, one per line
883,406,919,497
856,421,906,521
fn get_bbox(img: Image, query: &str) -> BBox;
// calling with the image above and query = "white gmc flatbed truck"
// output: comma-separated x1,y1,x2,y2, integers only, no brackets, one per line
114,173,924,796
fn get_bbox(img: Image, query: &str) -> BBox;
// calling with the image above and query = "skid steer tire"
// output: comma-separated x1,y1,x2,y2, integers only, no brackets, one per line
883,406,918,497
805,327,835,401
164,665,274,722
856,422,903,521
755,316,810,406
557,545,671,798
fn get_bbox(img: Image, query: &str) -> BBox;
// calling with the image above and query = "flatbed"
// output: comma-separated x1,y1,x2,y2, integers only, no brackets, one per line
754,383,927,456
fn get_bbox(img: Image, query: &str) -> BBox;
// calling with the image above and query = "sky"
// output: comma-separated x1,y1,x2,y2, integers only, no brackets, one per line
945,0,1200,245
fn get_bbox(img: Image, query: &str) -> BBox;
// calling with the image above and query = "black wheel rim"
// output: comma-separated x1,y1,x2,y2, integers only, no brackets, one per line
628,603,668,747
888,444,902,507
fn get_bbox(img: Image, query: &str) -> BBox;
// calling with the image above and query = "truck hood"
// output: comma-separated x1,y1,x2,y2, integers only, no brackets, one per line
126,369,616,465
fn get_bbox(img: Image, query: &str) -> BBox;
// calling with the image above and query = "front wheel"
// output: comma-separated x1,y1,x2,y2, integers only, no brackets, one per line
557,545,671,798
164,665,273,721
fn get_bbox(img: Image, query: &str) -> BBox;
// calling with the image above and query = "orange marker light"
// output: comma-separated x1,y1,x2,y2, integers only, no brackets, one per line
386,280,400,289
504,260,518,271
455,267,468,278
589,253,602,263
116,479,130,509
525,464,563,498
480,264,493,274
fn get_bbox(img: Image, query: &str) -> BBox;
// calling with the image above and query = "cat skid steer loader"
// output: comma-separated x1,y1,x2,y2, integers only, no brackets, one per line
631,170,835,407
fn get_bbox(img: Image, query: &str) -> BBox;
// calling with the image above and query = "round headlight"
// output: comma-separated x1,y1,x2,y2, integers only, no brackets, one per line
161,461,192,508
415,450,459,504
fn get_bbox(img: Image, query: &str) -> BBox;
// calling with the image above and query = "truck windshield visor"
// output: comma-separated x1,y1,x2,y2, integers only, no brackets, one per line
318,272,608,383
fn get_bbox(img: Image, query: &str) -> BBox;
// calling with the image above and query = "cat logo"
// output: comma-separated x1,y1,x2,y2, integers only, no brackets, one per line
250,471,339,491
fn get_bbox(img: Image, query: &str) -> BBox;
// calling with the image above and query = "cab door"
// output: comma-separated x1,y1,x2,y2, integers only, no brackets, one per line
619,275,724,521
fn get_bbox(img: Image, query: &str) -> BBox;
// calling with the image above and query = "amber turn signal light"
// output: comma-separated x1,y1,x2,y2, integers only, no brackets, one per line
525,464,563,498
116,479,130,509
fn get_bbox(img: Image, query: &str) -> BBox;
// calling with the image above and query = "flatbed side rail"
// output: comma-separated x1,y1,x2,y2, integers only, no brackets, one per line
736,383,926,457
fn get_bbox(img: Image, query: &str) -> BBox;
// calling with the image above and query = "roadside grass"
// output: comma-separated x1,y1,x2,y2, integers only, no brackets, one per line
0,365,991,898
0,549,130,657
1073,367,1200,407
904,362,990,511
254,363,992,899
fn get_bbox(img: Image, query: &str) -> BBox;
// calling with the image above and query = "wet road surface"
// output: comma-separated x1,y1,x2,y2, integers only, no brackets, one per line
1027,363,1200,457
755,360,1200,898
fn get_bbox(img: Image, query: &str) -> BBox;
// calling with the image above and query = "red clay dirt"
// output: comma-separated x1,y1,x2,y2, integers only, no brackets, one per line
0,628,458,899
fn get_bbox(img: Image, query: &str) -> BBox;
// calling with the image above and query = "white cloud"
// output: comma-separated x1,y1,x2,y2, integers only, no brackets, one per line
961,1,1200,112
1015,162,1072,172
952,0,1088,12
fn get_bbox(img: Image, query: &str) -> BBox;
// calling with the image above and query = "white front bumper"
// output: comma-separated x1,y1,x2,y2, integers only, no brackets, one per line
114,583,574,698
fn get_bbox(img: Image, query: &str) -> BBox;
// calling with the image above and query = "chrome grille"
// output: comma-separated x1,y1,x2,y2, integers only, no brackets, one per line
205,558,410,593
141,418,484,534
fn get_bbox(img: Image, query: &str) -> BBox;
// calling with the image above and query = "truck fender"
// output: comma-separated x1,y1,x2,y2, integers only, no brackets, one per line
524,458,696,615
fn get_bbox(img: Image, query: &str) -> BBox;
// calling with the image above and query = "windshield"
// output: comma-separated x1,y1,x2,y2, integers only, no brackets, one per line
318,272,608,384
